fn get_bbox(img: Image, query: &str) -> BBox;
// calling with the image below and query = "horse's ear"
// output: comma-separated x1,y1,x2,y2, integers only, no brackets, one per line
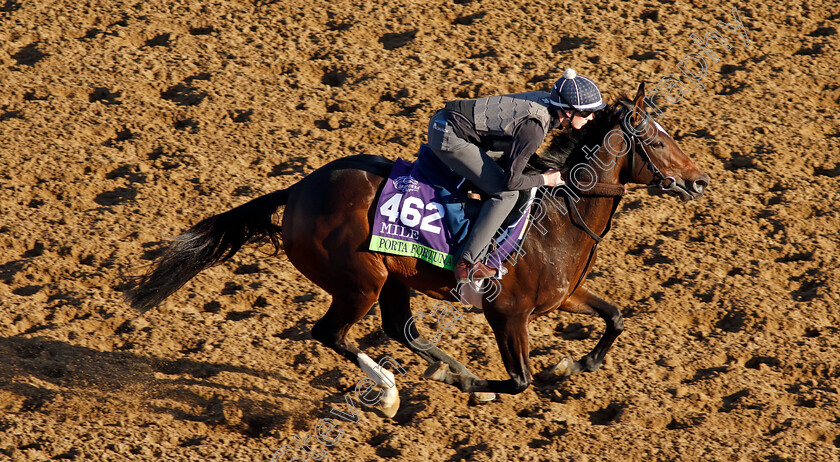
628,82,647,125
632,82,646,110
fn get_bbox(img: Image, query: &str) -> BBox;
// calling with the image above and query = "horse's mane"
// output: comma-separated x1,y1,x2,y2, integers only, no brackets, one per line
526,96,633,174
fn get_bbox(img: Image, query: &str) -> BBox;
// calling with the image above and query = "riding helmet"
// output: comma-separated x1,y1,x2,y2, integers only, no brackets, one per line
549,68,606,111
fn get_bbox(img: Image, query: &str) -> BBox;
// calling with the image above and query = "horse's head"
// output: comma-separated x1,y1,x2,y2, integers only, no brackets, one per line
617,83,710,201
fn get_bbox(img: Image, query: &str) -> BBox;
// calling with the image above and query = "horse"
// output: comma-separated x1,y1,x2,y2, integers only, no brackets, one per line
126,83,710,418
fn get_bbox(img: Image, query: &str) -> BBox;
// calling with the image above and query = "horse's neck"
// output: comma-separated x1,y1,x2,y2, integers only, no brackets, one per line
528,119,627,272
529,190,619,299
538,147,625,267
560,146,625,240
587,142,624,185
555,131,626,232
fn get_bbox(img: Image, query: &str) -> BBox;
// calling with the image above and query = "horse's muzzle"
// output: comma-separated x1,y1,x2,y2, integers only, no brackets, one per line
678,173,710,201
662,173,709,201
691,175,709,196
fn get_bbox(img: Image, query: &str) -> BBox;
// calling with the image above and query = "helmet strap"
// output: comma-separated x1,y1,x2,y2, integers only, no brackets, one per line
556,91,580,125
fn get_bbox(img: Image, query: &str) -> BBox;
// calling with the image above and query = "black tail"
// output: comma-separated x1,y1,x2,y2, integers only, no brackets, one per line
125,188,290,312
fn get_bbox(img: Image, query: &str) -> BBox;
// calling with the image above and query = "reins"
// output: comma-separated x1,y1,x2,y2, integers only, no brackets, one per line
517,101,678,294
553,180,624,243
535,106,662,296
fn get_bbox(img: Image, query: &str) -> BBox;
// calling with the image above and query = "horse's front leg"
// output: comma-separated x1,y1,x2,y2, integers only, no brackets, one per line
546,285,624,376
425,310,533,395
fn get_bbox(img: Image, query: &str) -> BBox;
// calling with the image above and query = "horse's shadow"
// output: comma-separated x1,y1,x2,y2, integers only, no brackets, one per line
0,336,305,436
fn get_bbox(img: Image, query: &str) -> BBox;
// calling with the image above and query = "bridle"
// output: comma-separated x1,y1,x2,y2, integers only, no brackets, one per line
620,106,680,194
620,105,701,202
547,104,686,245
549,105,669,296
526,101,690,295
553,94,677,193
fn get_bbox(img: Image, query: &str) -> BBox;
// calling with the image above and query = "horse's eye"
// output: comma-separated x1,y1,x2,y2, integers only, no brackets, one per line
652,141,664,149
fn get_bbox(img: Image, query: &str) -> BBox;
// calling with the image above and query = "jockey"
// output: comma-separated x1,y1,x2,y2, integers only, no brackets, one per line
426,68,607,283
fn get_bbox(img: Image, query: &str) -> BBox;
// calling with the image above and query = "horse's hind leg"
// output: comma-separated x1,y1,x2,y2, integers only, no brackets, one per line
310,283,404,417
548,285,624,376
378,277,493,400
310,291,373,362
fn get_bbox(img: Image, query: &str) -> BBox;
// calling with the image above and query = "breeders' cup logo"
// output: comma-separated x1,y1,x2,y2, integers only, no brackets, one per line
392,175,420,193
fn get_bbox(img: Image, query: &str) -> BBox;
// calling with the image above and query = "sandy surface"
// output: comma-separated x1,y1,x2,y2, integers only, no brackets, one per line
1,0,839,460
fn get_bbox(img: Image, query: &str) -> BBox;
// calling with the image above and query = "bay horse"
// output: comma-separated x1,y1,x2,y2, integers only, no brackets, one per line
126,83,709,417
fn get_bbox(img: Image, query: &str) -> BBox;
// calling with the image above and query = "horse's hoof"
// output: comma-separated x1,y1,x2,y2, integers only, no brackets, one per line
380,394,400,418
423,361,449,382
553,357,580,377
470,392,496,403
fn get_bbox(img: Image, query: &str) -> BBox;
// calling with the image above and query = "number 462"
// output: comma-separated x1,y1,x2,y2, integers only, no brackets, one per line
379,193,445,235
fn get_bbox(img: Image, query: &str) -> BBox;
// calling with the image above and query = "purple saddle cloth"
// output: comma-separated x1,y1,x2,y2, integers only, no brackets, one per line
369,153,533,274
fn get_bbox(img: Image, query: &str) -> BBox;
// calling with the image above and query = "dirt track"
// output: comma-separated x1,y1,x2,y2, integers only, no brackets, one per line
1,0,839,460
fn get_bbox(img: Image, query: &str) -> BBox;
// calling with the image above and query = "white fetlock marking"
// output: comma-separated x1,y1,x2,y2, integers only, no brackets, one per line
358,353,399,413
358,353,396,388
556,357,576,376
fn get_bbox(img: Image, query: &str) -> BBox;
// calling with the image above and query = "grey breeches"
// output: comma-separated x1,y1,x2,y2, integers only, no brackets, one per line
427,110,518,264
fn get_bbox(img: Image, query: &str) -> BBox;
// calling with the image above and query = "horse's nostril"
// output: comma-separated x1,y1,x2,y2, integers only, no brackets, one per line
692,179,708,194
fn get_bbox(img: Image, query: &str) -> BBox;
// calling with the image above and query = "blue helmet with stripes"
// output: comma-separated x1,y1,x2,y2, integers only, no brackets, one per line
549,68,606,112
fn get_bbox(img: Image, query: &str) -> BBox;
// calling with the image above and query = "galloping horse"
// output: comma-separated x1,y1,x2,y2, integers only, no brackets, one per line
126,84,710,417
